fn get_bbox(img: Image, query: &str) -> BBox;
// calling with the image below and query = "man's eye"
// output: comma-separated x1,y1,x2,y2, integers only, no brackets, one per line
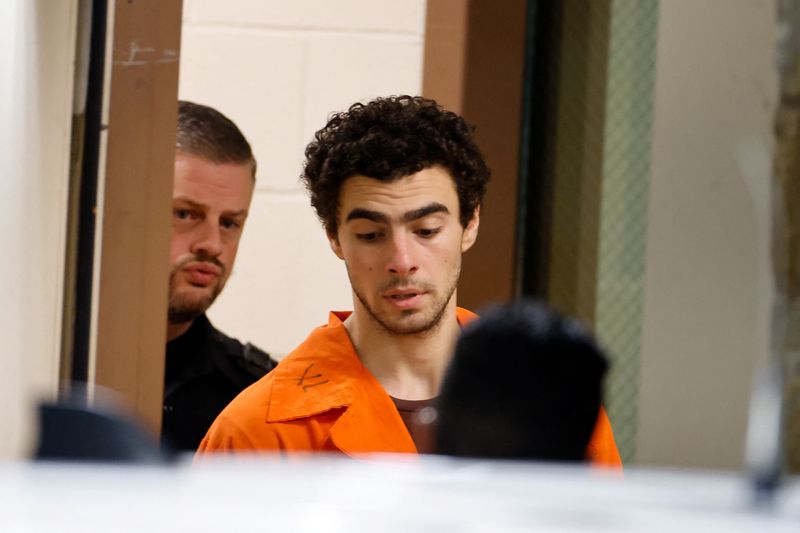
221,219,241,230
416,227,441,238
174,209,193,220
356,232,382,242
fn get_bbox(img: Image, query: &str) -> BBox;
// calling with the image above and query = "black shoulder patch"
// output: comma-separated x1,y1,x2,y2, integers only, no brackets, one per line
241,342,279,378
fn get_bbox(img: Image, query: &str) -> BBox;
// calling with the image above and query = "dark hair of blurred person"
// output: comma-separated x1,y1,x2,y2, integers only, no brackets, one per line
436,300,609,462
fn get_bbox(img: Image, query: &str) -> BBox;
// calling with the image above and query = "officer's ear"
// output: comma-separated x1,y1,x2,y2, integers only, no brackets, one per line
328,230,344,260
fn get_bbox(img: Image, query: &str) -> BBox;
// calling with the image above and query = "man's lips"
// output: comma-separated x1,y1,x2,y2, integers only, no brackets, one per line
183,263,221,286
383,289,426,308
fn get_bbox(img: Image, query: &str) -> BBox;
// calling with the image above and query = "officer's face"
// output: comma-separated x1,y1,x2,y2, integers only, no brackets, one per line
168,152,254,324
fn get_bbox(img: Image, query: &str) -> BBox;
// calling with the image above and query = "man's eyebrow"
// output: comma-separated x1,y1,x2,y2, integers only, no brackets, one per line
223,209,248,219
402,203,449,222
172,197,206,210
345,208,388,224
345,203,450,225
173,197,247,218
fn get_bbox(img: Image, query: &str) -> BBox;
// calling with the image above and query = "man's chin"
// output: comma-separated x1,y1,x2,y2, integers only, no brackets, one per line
167,293,214,324
353,285,450,336
167,306,205,325
375,309,442,336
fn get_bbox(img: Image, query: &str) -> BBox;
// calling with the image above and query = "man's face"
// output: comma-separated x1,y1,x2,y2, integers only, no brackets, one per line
329,165,479,335
168,152,254,324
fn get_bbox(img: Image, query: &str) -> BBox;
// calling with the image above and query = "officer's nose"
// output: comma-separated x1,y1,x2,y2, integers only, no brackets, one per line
190,220,223,258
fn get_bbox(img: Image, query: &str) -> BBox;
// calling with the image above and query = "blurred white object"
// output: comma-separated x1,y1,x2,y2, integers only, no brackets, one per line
745,354,785,501
0,456,798,532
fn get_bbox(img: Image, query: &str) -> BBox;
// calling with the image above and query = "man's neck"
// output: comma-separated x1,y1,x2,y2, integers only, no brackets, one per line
167,319,193,342
343,299,461,401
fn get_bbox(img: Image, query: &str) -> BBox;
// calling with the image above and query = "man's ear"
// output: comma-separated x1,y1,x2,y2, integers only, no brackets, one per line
328,230,345,260
461,206,480,253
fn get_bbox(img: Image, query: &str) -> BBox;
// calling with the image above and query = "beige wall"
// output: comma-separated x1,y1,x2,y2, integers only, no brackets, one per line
637,0,777,469
0,1,77,458
179,0,427,357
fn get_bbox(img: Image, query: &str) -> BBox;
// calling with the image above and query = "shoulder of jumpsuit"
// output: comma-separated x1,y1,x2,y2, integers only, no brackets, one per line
264,311,363,423
456,307,477,326
205,317,279,388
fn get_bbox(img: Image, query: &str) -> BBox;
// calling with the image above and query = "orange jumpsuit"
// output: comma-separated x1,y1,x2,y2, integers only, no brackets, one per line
198,309,622,467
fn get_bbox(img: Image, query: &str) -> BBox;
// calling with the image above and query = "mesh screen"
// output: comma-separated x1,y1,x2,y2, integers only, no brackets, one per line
536,0,659,463
595,0,659,464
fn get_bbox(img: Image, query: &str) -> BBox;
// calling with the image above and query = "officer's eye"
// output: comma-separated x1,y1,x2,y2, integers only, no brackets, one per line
221,218,242,230
174,209,193,220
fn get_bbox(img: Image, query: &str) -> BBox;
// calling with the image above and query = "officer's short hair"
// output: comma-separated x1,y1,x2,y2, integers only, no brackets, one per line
176,100,256,178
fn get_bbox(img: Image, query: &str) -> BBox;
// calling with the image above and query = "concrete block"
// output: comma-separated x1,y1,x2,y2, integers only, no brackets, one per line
187,0,426,34
179,28,307,192
303,34,424,142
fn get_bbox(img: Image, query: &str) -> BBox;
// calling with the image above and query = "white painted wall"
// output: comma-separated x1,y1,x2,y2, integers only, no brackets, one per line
0,1,77,458
637,0,777,469
179,0,427,357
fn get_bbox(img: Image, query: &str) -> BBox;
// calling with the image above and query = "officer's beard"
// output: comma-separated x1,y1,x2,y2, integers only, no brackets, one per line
167,255,226,325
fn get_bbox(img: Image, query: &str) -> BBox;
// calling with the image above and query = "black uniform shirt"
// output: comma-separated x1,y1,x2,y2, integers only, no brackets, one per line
162,314,278,452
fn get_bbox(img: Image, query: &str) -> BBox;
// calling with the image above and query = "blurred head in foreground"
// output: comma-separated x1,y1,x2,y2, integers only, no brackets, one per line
436,300,609,461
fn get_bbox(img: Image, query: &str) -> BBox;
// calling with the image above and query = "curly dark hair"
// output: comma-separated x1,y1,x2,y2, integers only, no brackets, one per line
302,95,490,235
176,100,256,178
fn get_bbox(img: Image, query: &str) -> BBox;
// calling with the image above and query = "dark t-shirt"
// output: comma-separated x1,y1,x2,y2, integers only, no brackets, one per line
391,396,438,454
163,314,277,452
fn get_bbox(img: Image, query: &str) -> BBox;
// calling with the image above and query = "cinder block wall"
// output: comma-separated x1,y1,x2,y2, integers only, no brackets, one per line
179,0,427,357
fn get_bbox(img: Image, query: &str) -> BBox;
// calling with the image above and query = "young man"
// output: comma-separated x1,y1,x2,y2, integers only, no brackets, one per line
198,96,620,466
162,101,277,452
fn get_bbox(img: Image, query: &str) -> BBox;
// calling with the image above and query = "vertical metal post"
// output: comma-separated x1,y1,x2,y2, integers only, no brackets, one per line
772,0,800,474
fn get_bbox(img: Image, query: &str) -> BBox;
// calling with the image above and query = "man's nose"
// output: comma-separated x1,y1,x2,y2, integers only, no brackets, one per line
190,221,223,258
386,233,418,276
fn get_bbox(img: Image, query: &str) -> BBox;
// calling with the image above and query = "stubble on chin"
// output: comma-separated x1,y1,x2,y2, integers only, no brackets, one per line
167,257,225,324
350,279,457,337
167,289,215,324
